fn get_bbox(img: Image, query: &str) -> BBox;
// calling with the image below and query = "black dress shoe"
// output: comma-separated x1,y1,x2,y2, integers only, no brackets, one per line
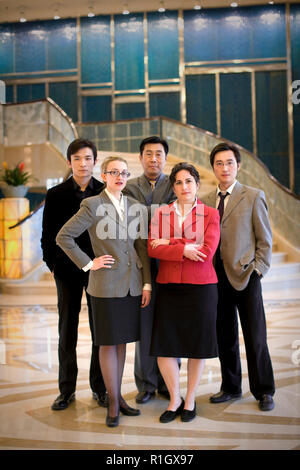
210,391,242,404
157,389,170,399
135,391,155,404
106,414,119,427
93,392,108,408
258,394,274,411
51,392,75,411
159,399,184,423
120,404,141,416
181,403,196,422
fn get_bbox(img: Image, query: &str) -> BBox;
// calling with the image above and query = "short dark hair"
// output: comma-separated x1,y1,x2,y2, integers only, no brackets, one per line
67,138,97,162
209,142,241,167
169,162,200,186
139,136,169,156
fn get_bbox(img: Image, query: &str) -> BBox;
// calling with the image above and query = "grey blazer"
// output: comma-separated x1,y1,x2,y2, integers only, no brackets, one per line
123,173,175,208
202,181,272,291
56,191,151,298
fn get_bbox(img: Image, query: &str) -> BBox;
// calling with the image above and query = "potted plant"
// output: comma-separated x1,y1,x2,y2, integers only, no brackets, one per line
0,161,36,198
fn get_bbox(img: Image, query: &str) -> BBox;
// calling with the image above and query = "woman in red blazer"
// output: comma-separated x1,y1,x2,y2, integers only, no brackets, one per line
148,162,220,423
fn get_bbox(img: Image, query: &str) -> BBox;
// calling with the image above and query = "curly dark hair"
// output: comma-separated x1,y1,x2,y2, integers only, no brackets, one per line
169,162,200,186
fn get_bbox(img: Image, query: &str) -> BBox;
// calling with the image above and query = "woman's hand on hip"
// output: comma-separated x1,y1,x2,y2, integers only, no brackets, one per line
141,290,151,308
90,255,115,270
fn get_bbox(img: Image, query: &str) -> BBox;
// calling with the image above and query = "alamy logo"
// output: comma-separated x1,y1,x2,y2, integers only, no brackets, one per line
292,80,300,105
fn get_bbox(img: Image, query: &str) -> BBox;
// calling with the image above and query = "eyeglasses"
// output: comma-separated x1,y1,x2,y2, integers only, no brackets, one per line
214,161,236,168
104,170,131,178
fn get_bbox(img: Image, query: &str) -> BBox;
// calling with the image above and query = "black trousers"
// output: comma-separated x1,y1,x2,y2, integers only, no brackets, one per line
54,271,106,395
216,263,275,400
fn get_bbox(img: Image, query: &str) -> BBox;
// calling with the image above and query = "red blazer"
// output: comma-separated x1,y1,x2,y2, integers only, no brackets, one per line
148,199,220,285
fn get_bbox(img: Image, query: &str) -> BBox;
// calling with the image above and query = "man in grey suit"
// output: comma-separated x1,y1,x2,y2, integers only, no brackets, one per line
203,142,275,411
123,136,176,404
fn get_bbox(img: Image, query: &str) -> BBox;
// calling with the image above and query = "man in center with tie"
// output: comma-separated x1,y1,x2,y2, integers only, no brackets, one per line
123,135,177,404
203,142,275,412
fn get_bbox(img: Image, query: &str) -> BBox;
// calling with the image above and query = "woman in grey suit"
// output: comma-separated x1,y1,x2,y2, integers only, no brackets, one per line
56,156,151,427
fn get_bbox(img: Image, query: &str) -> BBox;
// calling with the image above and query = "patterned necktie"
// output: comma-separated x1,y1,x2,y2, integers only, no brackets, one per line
217,192,229,222
149,180,156,191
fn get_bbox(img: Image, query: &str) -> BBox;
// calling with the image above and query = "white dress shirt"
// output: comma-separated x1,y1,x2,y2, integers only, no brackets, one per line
173,198,198,228
215,180,237,210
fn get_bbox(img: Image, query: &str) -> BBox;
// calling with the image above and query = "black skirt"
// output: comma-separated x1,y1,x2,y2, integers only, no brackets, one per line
90,293,142,346
150,283,218,359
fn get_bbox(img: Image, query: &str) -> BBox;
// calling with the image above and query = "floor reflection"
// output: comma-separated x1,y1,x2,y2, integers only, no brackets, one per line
0,298,299,450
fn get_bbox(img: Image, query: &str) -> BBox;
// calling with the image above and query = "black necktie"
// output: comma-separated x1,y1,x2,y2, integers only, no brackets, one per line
215,192,229,269
217,192,229,222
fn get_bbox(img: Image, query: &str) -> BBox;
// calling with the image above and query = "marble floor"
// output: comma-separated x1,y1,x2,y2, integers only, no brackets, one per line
0,288,299,453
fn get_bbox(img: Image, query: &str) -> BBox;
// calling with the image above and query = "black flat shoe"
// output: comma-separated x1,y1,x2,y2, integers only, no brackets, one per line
51,392,75,411
181,403,196,422
120,404,141,416
159,399,184,423
106,415,119,427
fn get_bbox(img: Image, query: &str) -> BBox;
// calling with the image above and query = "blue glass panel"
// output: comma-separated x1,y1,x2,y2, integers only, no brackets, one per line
49,81,78,122
5,84,14,103
184,5,286,62
15,21,47,72
0,24,14,73
149,92,180,121
80,16,111,84
81,95,112,123
46,19,77,70
220,73,253,152
185,74,217,134
115,102,145,120
147,11,179,80
255,71,289,187
114,14,144,90
17,83,46,102
291,4,300,195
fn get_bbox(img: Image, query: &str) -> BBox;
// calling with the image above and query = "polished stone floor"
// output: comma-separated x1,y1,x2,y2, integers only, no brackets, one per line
0,289,299,452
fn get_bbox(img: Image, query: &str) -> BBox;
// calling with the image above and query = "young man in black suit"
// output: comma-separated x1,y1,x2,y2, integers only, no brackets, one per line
41,138,107,410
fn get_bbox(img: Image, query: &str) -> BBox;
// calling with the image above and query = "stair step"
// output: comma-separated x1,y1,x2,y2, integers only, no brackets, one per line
269,262,300,275
271,252,288,263
1,280,57,296
261,272,300,291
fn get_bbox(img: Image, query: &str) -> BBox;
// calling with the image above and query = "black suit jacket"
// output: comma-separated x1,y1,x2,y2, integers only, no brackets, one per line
41,176,104,280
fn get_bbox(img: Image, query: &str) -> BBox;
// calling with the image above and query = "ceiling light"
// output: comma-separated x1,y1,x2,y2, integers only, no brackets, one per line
158,1,165,13
122,3,130,14
88,2,95,17
19,5,27,22
53,3,60,19
231,2,238,6
194,4,202,10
